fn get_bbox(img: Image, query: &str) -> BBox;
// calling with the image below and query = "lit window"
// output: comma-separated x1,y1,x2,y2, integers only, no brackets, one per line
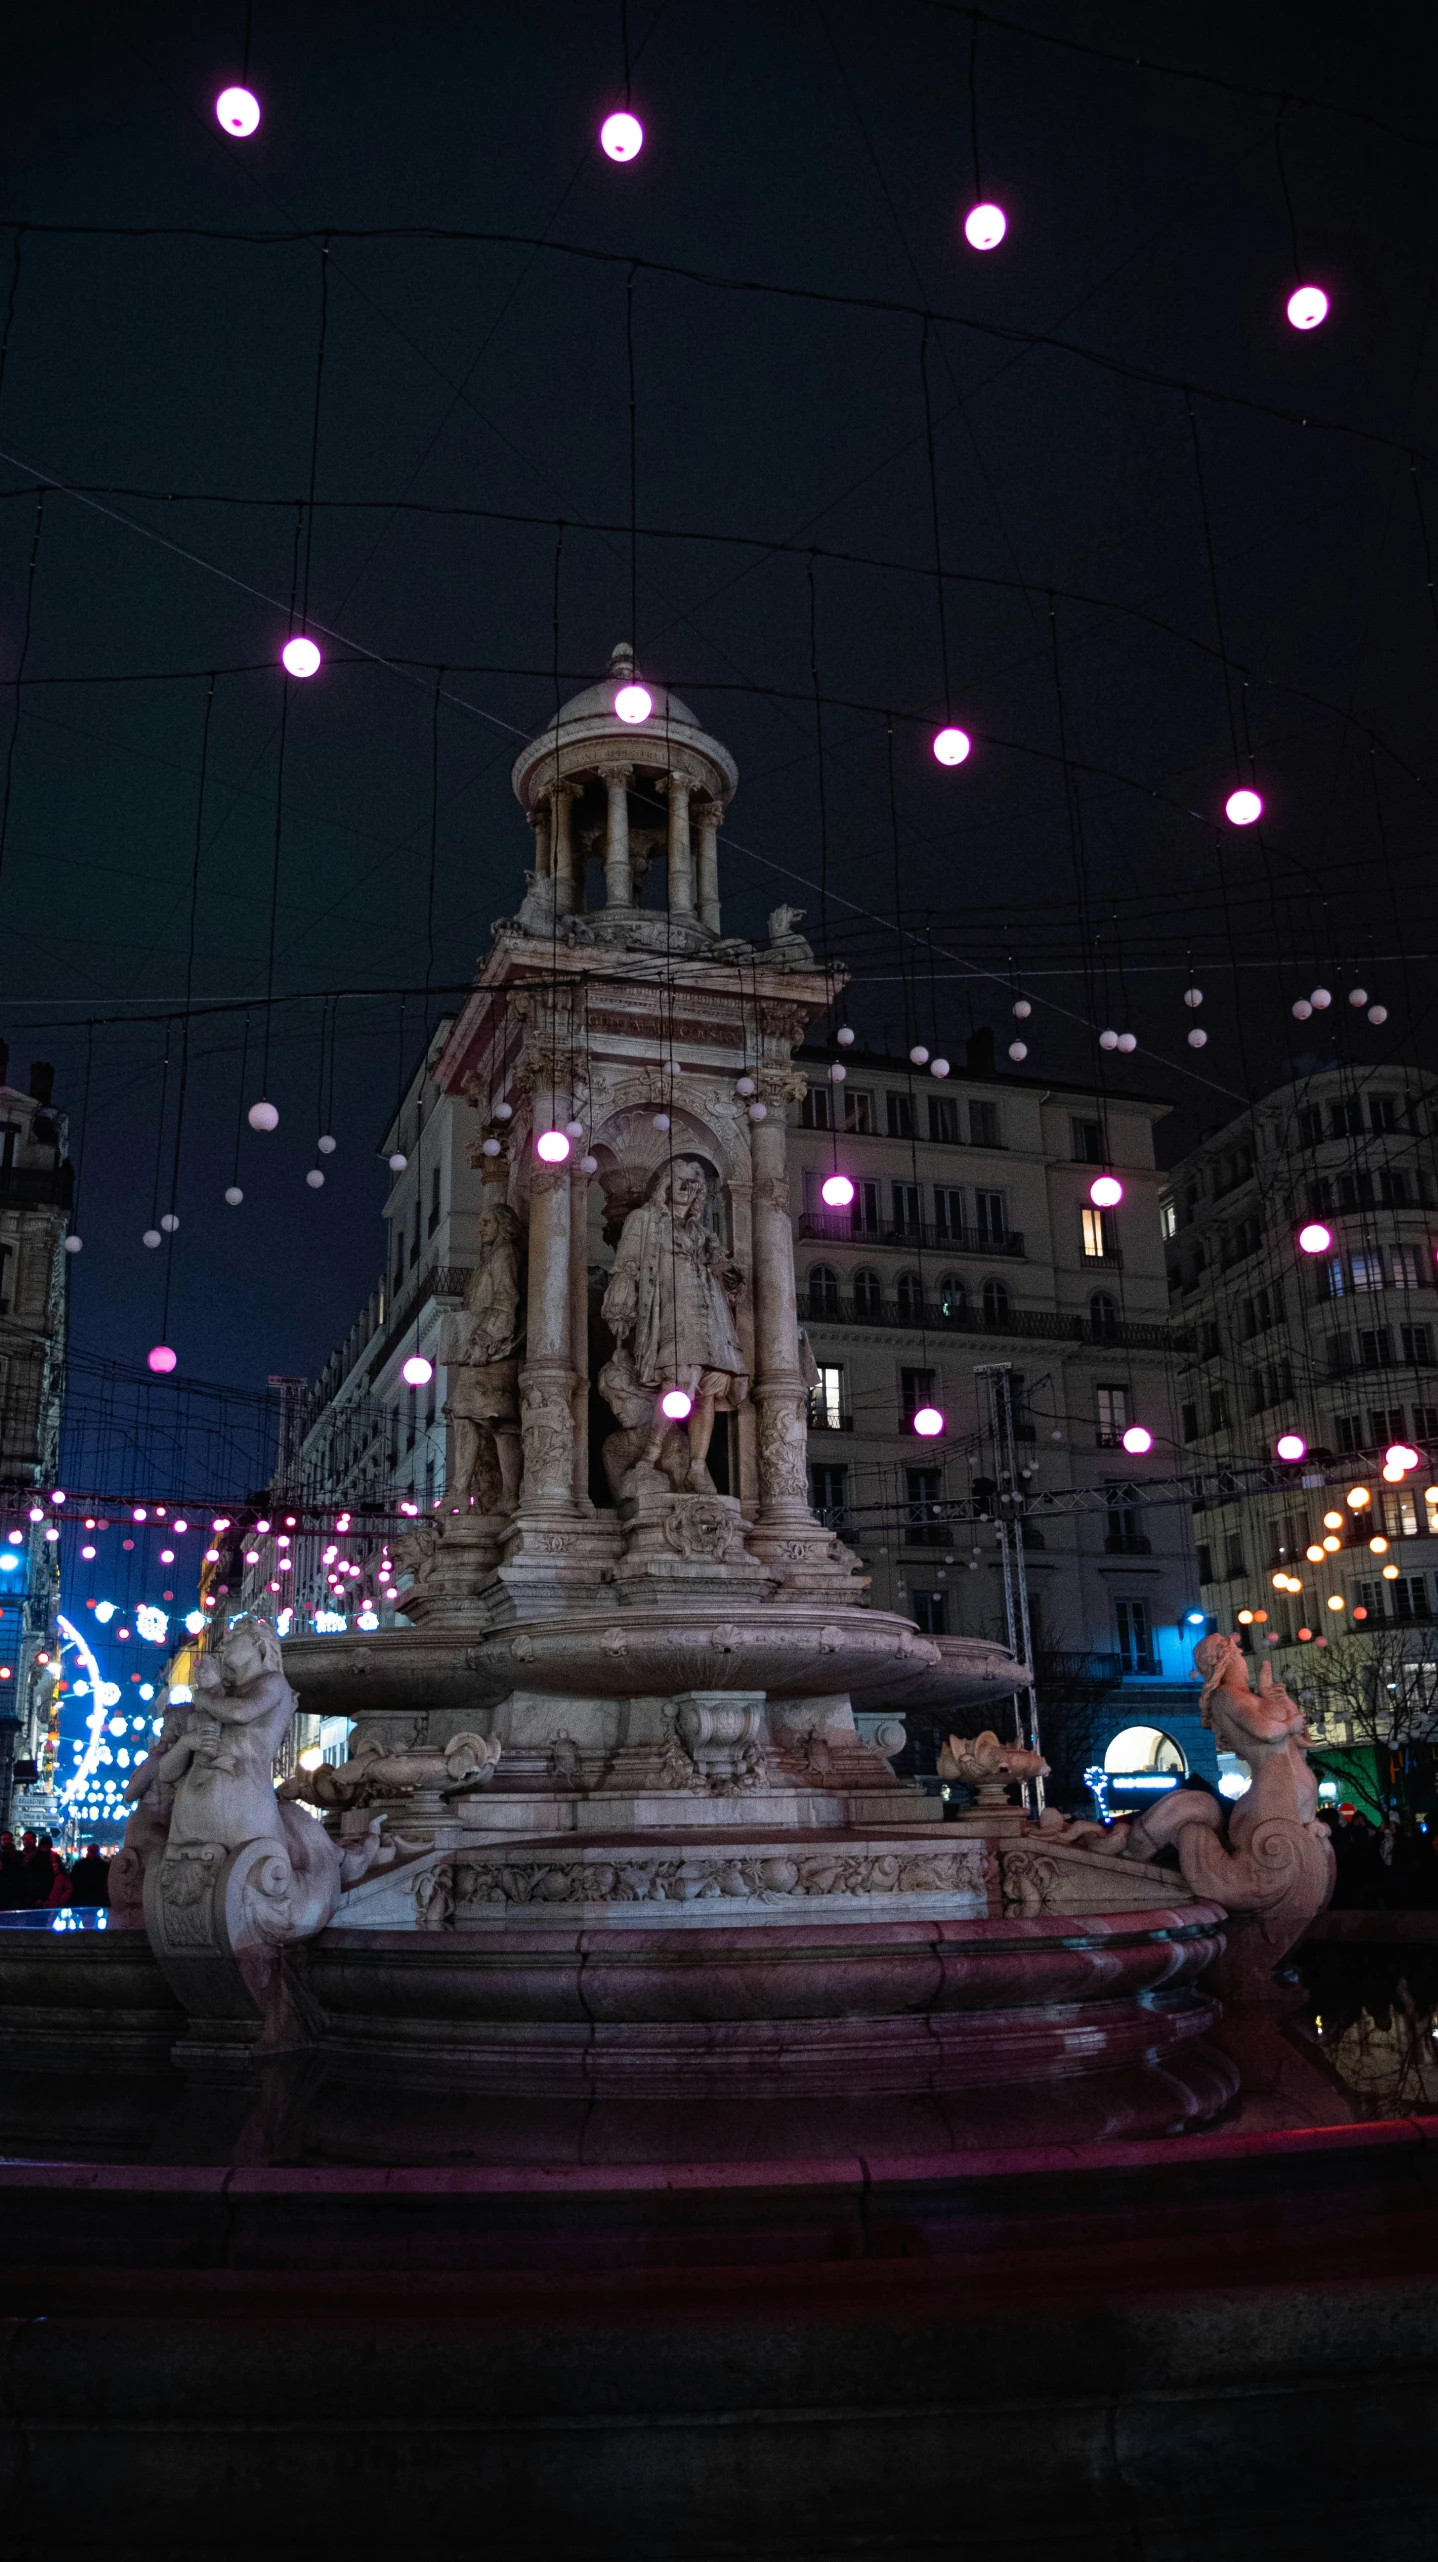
1082,1205,1114,1259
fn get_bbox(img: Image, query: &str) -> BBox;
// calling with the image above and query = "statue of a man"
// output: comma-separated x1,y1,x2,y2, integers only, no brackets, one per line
601,1156,747,1493
443,1200,524,1511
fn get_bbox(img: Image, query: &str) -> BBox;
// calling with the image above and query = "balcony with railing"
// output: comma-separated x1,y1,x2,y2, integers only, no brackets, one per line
803,1287,1172,1351
799,1211,1026,1257
366,1263,472,1386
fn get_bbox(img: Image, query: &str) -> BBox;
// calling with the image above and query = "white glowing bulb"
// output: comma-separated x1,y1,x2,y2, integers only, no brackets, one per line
909,1046,929,1066
1184,987,1204,1008
579,1154,598,1174
735,1076,756,1098
536,1129,570,1163
142,1228,161,1250
821,1173,855,1209
1098,1029,1119,1051
747,1101,767,1122
1368,1004,1388,1025
1275,1434,1307,1463
1188,1028,1208,1048
565,1119,585,1139
601,111,644,163
248,1100,278,1133
1008,1041,1028,1062
933,725,971,766
1310,987,1332,1010
1287,284,1329,331
64,1234,82,1253
828,1063,846,1083
317,1133,337,1154
306,1168,325,1189
837,1025,856,1046
1292,1000,1313,1021
1089,1174,1123,1209
930,1057,950,1078
215,85,261,138
652,1112,671,1131
912,1405,944,1438
160,1212,179,1233
281,636,321,680
224,1185,243,1206
494,1102,513,1121
1013,999,1031,1019
660,1387,693,1421
1121,1425,1153,1455
481,1138,501,1158
1348,988,1368,1008
1116,1032,1137,1053
963,202,1006,251
1225,787,1263,827
402,1355,433,1388
614,682,653,724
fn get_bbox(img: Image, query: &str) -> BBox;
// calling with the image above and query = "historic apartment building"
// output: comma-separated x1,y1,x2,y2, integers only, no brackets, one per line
0,1048,72,1826
1162,1058,1438,1740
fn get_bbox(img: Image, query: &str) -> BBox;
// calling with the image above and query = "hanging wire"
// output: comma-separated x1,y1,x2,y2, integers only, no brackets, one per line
918,319,953,722
229,1012,251,1197
299,237,331,637
625,263,639,650
0,486,44,908
1272,101,1304,284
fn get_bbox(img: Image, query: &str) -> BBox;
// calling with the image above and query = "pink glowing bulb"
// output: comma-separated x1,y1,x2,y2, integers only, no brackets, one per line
932,725,971,766
1297,1221,1332,1255
660,1387,693,1421
1385,1442,1420,1474
1286,284,1329,331
614,682,653,724
963,202,1007,251
821,1172,855,1209
1224,786,1263,827
600,111,644,162
281,635,321,679
1275,1434,1307,1463
1121,1424,1154,1455
147,1345,177,1375
1089,1174,1123,1209
535,1129,571,1164
402,1355,433,1389
215,85,261,138
912,1405,944,1439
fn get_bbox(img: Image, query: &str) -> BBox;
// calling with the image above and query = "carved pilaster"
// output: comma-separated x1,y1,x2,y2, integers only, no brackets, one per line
695,799,724,934
551,783,578,917
663,775,695,915
599,764,634,910
748,1076,812,1524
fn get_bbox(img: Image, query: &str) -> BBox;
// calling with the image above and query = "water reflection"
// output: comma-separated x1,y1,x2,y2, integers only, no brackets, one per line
1292,1944,1438,2115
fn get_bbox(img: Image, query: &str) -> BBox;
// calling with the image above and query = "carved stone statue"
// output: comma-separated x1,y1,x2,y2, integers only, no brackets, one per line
1118,1633,1336,1995
600,1157,748,1493
442,1201,524,1512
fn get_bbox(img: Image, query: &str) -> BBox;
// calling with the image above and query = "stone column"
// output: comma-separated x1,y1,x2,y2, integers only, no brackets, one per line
696,800,723,934
530,798,552,879
552,784,578,918
568,1159,591,1508
600,764,634,909
749,1071,813,1524
665,776,695,916
519,1103,576,1515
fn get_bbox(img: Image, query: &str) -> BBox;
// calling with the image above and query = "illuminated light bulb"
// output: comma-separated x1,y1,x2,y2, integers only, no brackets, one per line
1426,1489,1438,1507
1184,987,1204,1009
736,1076,756,1098
828,1064,846,1084
1098,1028,1119,1051
281,636,321,679
1225,787,1263,827
248,1100,278,1132
1253,1610,1268,1624
837,1025,856,1046
1275,1432,1306,1462
963,201,1007,251
1322,1510,1343,1529
931,1057,950,1078
912,1405,944,1438
1386,1441,1421,1473
1369,1535,1389,1555
1121,1425,1153,1455
1272,1572,1289,1591
317,1134,337,1155
909,1046,930,1066
402,1355,433,1388
388,1151,407,1172
1310,988,1332,1010
660,1387,693,1421
933,725,971,766
1348,988,1368,1009
614,681,653,724
1297,1221,1331,1254
82,1544,95,1561
1089,1174,1123,1209
142,1228,161,1249
821,1172,855,1208
1298,1626,1313,1640
653,1112,671,1131
1368,1004,1388,1025
158,1212,179,1234
1008,1041,1028,1062
1188,1028,1208,1048
747,1101,767,1122
1346,1486,1371,1509
481,1138,502,1158
601,109,644,161
1322,1535,1341,1553
1286,284,1329,331
147,1346,177,1375
1292,1000,1313,1021
1238,1609,1254,1626
493,1101,513,1122
579,1154,598,1174
1013,1000,1031,1019
224,1184,243,1206
1305,1543,1325,1563
215,85,261,137
1382,1562,1400,1581
1383,1461,1404,1483
1327,1593,1345,1612
306,1169,325,1189
565,1119,585,1139
1116,1033,1137,1054
64,1233,82,1254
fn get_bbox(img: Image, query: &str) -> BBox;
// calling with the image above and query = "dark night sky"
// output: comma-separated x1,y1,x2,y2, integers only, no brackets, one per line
0,0,1434,1402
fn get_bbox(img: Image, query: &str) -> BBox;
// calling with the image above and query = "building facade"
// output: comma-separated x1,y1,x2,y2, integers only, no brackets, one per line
0,1049,72,1827
1163,1058,1438,1764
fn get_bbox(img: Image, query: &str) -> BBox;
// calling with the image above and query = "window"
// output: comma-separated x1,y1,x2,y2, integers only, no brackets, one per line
1161,1199,1177,1240
1381,1485,1420,1540
0,1240,11,1314
897,1270,925,1320
1072,1118,1103,1164
1402,1325,1433,1366
1197,1541,1214,1584
900,1366,935,1422
938,1272,966,1318
844,1089,874,1135
1201,1320,1221,1357
1225,1533,1246,1579
810,1364,845,1428
891,1181,922,1237
981,1277,1010,1327
1329,1097,1364,1139
1370,1095,1399,1135
974,1188,1007,1245
852,1179,880,1237
904,1466,945,1544
1322,1256,1345,1300
427,1163,441,1237
969,1100,1000,1147
1359,1329,1393,1370
409,1194,421,1269
1297,1106,1324,1147
1081,1205,1116,1259
934,1185,965,1239
807,1264,839,1317
910,1590,947,1635
802,1085,832,1130
1308,1178,1334,1216
1394,1574,1432,1623
886,1091,915,1139
928,1096,958,1143
1352,1253,1385,1292
1391,1245,1421,1289
1370,1404,1406,1447
1380,1168,1410,1208
803,1084,872,1134
1104,1489,1147,1553
811,1462,849,1525
1096,1384,1129,1447
1181,1399,1199,1443
1115,1599,1156,1674
1089,1290,1119,1343
852,1266,882,1316
1415,1404,1438,1442
1335,1411,1363,1452
1209,1389,1229,1432
0,1124,18,1168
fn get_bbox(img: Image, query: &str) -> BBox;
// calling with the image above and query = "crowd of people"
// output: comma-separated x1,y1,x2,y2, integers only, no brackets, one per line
1318,1805,1438,1909
0,1829,111,1909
